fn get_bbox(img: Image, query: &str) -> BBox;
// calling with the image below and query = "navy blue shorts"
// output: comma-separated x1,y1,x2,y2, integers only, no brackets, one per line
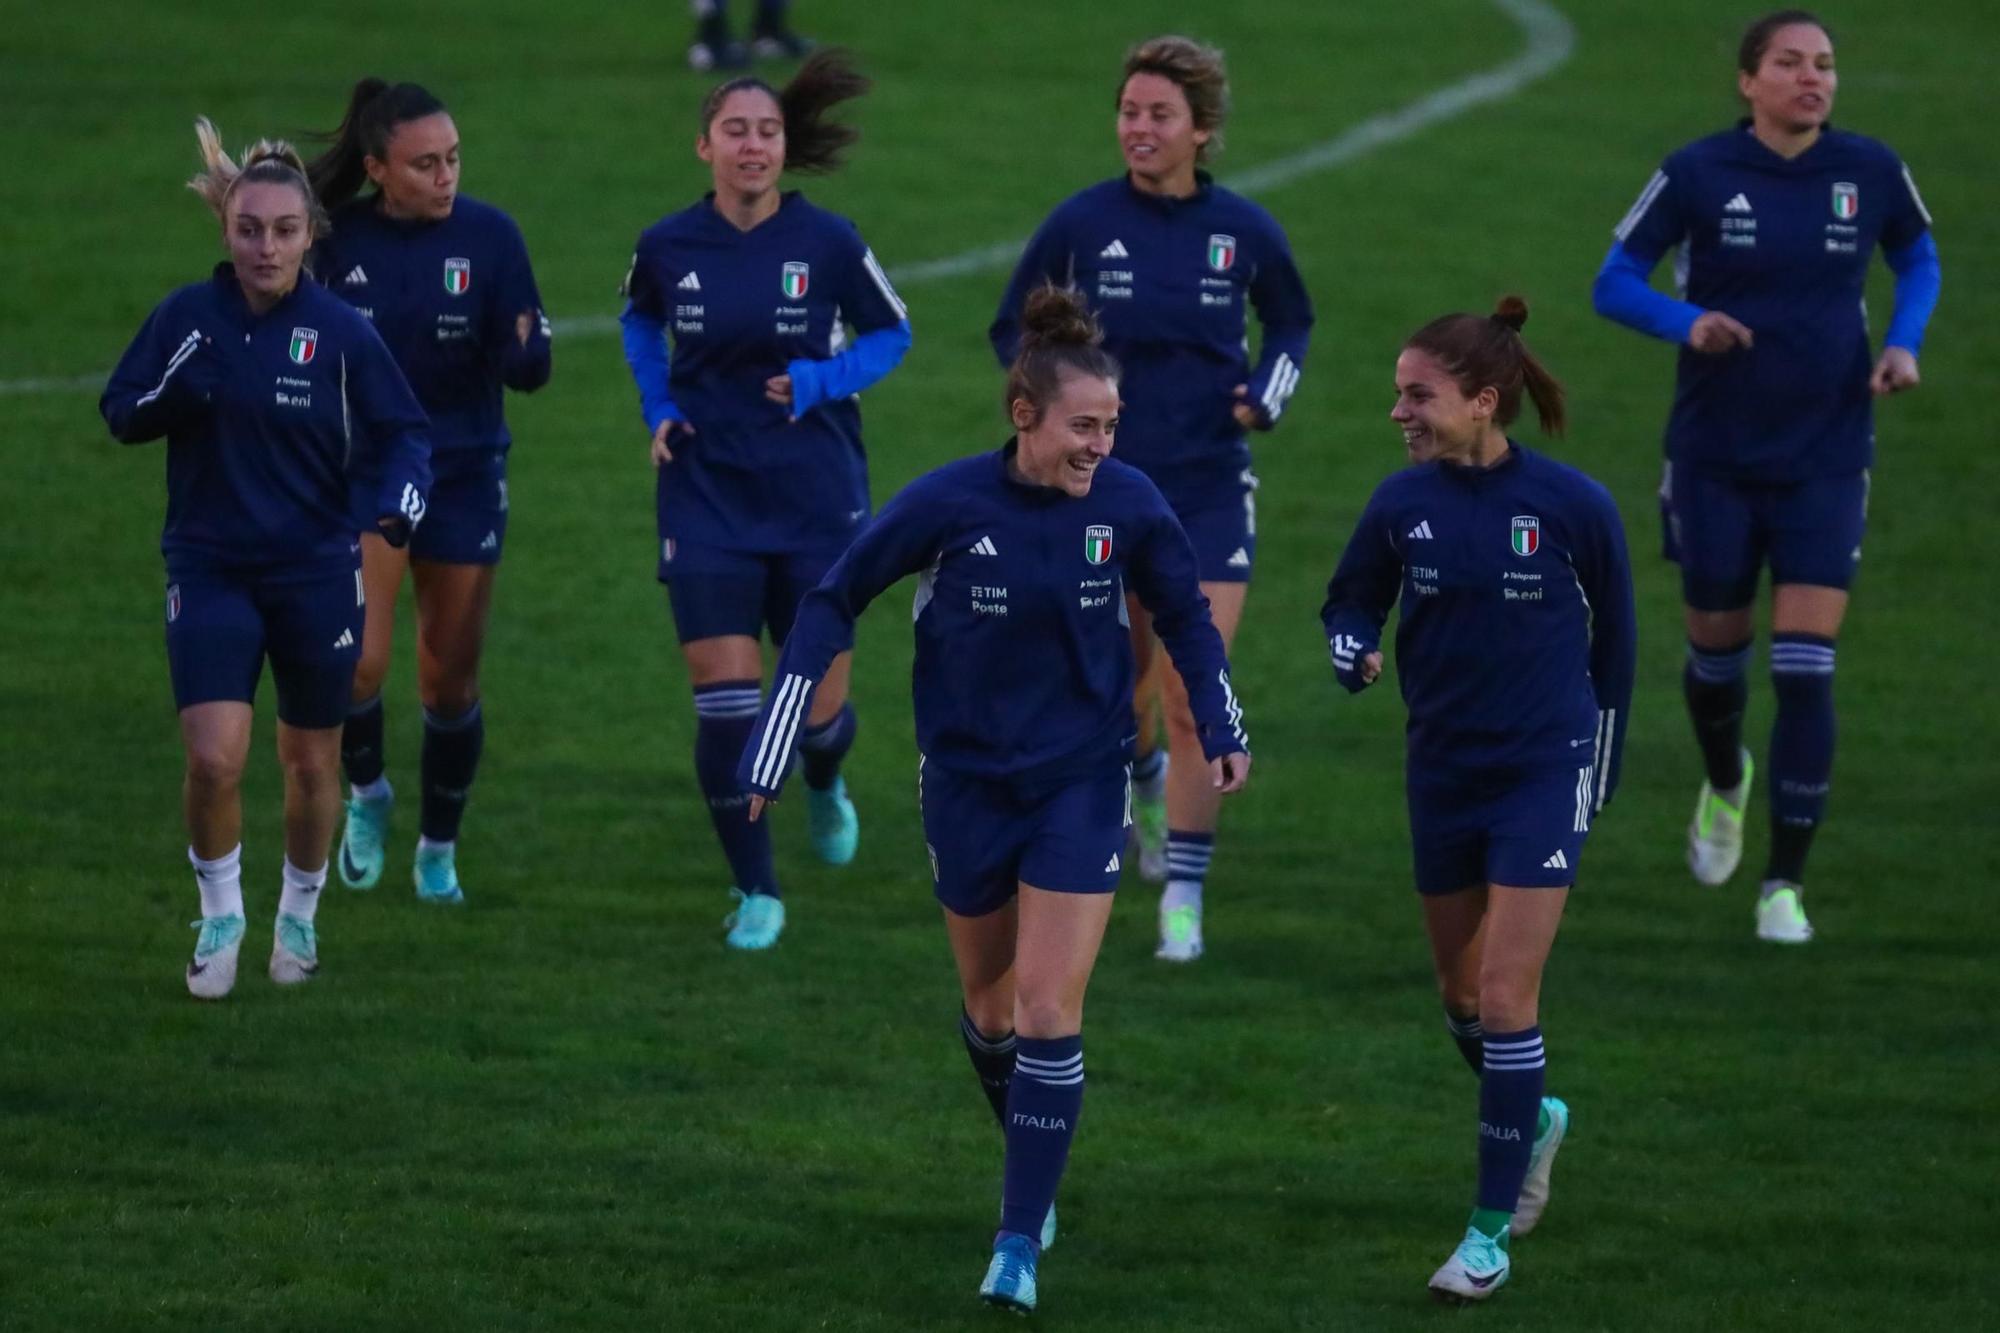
919,758,1133,917
1661,462,1869,611
164,566,365,728
1173,470,1258,583
411,452,509,566
1407,761,1597,895
659,541,839,645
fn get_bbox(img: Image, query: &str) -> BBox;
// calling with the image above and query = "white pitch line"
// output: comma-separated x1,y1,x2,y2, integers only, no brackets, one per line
5,0,1572,395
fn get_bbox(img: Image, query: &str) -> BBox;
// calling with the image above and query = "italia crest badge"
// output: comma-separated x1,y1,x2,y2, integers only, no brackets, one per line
781,261,810,299
1510,515,1541,557
1084,524,1113,565
1831,181,1859,220
443,257,471,296
288,328,317,365
1207,233,1236,272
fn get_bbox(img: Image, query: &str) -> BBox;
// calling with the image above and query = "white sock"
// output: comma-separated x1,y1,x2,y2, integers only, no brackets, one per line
279,858,327,922
190,845,244,919
417,836,455,856
1161,879,1203,914
352,775,392,802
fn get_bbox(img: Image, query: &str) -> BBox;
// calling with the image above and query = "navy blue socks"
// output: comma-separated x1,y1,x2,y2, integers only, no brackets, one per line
694,681,777,896
1684,640,1751,790
1767,634,1836,884
1445,1009,1485,1077
999,1034,1083,1244
1475,1026,1545,1216
419,701,484,843
960,1009,1017,1127
797,702,856,792
343,694,387,788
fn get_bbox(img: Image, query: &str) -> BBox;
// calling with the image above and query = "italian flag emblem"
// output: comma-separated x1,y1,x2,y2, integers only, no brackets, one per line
444,257,471,296
1084,524,1113,565
1510,515,1541,557
288,328,317,365
1207,233,1236,271
1831,181,1858,220
781,261,810,299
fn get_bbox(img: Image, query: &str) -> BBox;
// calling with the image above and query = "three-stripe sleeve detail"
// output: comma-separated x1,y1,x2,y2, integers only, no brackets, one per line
750,672,816,790
1259,354,1301,422
134,330,203,408
1613,171,1669,242
861,248,908,320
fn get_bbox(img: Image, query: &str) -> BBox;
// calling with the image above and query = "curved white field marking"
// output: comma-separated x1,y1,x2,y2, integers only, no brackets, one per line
5,0,1571,395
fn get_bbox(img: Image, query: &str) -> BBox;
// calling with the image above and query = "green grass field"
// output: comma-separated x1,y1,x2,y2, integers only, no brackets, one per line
4,1,1998,1327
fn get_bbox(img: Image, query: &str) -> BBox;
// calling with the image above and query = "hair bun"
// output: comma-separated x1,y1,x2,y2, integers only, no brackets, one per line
1491,295,1529,332
1019,284,1103,348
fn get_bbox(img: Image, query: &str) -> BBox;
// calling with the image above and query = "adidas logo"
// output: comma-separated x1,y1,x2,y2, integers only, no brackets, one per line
479,531,499,550
342,265,368,286
1724,193,1753,214
333,628,355,650
1105,852,1121,873
1407,520,1434,540
1099,239,1129,258
677,271,701,291
1542,850,1569,870
1225,547,1251,568
969,536,998,555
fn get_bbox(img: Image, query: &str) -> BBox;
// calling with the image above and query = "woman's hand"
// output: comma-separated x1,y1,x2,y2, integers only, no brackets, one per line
1210,751,1253,794
1686,310,1754,355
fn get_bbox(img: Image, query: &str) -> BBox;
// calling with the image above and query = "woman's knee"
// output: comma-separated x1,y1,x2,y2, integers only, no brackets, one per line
1477,970,1541,1031
184,741,246,794
1012,990,1082,1039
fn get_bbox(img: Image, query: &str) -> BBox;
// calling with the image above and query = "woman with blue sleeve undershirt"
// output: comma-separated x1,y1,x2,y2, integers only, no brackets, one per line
1592,9,1940,944
619,49,911,950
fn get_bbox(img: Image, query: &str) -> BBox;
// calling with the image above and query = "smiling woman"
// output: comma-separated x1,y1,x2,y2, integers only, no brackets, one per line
617,48,912,951
98,119,431,1000
991,34,1314,966
734,282,1250,1314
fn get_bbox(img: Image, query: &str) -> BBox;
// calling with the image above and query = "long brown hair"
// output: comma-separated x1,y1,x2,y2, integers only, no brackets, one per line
306,78,449,209
699,48,870,174
1404,296,1566,437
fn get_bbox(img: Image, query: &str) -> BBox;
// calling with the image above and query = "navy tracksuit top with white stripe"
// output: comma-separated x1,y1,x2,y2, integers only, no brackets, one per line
316,194,551,466
990,174,1314,509
1321,444,1636,798
1604,124,1933,482
623,192,909,554
100,265,432,579
740,444,1247,797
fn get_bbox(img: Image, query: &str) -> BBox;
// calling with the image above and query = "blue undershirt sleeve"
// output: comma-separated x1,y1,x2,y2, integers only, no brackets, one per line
1882,232,1941,356
1591,243,1702,346
618,303,682,434
785,319,912,418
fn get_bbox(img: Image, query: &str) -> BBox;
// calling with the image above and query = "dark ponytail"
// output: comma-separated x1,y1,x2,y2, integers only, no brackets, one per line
1004,285,1122,426
698,48,870,175
1404,295,1567,437
307,77,448,209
